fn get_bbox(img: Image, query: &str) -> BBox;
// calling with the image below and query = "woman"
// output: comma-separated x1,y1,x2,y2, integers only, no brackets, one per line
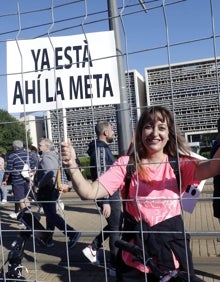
61,106,220,282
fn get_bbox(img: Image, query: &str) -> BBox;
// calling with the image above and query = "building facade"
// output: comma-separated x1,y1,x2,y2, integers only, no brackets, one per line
145,57,220,145
18,114,46,148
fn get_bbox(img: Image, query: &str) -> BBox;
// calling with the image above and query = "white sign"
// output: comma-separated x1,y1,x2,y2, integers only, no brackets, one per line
6,31,120,113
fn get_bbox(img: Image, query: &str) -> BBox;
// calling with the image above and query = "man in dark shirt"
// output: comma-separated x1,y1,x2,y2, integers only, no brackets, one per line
211,118,220,242
82,121,122,276
2,140,36,217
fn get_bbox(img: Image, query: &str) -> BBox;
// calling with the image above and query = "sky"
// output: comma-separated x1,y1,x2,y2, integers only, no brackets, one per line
1,0,220,113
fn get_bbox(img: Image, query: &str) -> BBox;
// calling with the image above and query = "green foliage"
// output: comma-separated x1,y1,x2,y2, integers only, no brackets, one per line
0,109,32,157
199,147,211,159
200,151,211,159
78,153,118,179
78,155,91,179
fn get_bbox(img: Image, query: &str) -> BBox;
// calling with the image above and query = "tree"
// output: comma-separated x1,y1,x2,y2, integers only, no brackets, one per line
0,109,32,156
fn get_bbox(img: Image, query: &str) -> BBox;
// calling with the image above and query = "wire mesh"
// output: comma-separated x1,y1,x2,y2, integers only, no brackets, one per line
0,0,220,281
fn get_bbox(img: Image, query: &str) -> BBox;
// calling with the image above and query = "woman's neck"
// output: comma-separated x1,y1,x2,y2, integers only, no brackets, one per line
142,153,165,168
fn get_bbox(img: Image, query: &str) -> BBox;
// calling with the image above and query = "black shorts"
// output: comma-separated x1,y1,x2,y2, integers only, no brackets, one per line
12,182,30,201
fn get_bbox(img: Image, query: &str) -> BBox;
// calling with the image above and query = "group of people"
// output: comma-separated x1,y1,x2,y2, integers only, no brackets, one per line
0,139,80,248
0,120,121,272
2,105,220,281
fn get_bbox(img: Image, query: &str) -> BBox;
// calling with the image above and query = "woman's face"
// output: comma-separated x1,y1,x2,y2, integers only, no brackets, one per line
141,117,169,155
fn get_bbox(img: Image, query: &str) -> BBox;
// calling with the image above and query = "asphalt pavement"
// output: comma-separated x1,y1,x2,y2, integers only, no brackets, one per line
0,181,220,282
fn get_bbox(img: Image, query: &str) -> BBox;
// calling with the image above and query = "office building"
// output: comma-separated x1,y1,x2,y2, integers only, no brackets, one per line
18,114,46,148
145,57,220,145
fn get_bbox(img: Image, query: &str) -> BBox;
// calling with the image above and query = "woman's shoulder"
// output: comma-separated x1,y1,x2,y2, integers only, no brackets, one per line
179,151,206,161
109,156,130,174
179,154,200,171
116,155,130,165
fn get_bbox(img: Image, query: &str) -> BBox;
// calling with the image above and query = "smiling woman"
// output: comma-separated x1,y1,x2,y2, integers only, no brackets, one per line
60,105,220,282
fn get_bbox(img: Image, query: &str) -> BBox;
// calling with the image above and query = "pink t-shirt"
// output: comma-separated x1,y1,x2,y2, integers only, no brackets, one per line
98,154,199,272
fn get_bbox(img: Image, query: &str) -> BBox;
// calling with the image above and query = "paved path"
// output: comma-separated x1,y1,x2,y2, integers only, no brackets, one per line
0,181,220,281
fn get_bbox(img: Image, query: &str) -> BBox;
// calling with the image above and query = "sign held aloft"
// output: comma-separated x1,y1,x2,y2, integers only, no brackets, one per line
7,31,120,113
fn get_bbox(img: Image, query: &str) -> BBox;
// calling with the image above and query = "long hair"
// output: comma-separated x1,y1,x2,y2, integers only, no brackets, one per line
134,106,190,178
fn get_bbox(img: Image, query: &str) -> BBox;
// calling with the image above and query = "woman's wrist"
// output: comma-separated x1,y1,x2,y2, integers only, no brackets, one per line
69,161,79,177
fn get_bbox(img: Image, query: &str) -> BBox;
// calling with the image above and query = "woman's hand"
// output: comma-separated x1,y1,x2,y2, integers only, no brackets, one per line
102,203,111,218
60,138,109,200
61,139,77,168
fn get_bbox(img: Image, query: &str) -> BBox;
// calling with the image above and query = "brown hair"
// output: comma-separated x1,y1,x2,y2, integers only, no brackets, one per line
134,106,191,181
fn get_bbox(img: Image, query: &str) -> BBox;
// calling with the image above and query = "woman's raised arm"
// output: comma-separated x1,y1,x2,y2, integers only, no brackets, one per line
194,147,220,180
61,139,109,200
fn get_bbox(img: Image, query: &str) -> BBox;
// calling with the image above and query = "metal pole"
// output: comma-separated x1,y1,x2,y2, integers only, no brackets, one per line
107,0,132,156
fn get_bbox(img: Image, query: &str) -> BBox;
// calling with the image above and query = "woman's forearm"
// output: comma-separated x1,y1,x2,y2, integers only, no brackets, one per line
68,165,108,200
61,140,108,200
195,147,220,180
